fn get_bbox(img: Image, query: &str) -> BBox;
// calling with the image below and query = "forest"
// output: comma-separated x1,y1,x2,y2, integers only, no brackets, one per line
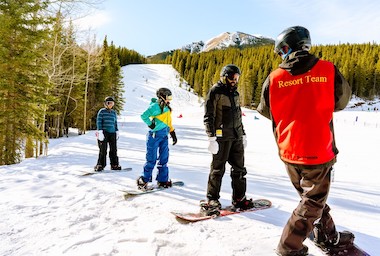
0,0,145,165
1,0,379,166
165,43,380,107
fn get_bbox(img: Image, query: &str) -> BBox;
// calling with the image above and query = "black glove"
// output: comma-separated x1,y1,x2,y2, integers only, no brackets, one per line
170,130,177,145
148,120,155,129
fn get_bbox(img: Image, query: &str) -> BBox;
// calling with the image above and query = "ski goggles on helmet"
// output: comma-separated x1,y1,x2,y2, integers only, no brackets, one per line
277,46,293,60
161,95,172,101
105,101,114,106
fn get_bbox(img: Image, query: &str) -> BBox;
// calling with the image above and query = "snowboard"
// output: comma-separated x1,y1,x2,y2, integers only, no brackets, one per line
121,180,184,199
172,198,272,223
308,231,370,256
80,167,132,176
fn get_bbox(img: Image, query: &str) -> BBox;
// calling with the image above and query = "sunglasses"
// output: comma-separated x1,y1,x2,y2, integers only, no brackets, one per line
227,74,240,82
105,101,114,105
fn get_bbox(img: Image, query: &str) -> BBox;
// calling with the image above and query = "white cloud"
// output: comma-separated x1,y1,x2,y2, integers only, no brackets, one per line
74,10,111,30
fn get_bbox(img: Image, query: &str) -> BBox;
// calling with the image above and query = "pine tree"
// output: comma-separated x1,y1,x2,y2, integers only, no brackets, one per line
0,0,50,164
82,34,101,133
108,42,125,113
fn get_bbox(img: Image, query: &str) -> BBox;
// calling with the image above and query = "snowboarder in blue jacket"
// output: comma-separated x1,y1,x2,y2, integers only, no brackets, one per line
137,88,177,189
94,96,121,172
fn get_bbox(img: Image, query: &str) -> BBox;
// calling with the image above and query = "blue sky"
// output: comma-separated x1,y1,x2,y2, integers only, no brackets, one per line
77,0,380,56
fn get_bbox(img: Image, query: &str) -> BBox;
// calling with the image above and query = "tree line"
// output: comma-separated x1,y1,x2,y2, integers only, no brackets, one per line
0,0,145,165
164,43,380,107
1,1,378,166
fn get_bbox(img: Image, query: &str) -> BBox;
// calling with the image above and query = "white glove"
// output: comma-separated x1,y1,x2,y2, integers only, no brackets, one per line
243,135,247,149
97,130,104,141
116,131,119,140
207,137,219,154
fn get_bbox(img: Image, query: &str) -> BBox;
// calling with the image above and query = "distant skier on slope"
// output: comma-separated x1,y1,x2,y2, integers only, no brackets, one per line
137,88,177,189
257,26,353,256
202,64,254,216
94,96,122,172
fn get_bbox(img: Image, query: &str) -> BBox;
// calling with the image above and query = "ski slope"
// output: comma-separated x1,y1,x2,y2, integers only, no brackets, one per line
0,64,379,256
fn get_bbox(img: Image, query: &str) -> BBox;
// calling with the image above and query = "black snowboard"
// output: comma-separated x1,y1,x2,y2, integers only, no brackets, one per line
308,232,370,256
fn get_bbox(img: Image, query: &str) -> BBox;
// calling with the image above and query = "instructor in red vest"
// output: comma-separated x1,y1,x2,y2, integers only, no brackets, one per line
257,26,354,256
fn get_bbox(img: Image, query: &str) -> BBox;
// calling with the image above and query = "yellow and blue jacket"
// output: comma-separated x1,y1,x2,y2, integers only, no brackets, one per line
141,98,174,133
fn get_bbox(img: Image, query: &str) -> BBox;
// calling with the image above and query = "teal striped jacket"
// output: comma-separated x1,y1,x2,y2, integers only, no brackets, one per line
96,108,118,133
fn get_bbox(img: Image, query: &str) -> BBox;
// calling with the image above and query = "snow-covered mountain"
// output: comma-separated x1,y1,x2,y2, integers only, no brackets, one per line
181,31,274,53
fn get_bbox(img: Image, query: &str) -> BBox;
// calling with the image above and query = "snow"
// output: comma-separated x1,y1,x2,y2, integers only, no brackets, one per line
1,64,379,256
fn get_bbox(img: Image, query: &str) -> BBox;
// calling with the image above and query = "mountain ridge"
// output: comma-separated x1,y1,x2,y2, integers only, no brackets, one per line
182,31,274,53
147,31,274,59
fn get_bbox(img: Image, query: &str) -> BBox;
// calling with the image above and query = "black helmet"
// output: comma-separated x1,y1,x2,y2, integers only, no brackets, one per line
274,26,311,56
156,88,172,101
104,96,115,102
220,64,241,78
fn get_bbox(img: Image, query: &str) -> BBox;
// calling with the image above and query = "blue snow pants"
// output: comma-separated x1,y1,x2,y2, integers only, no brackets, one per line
142,127,170,183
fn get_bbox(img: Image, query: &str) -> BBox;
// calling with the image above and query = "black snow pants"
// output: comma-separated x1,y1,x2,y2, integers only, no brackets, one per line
96,131,119,168
206,138,247,201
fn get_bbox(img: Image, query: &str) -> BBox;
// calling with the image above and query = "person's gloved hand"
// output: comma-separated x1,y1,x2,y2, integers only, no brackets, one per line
97,130,104,141
170,130,177,145
116,131,119,140
148,121,155,130
207,137,219,154
243,135,247,149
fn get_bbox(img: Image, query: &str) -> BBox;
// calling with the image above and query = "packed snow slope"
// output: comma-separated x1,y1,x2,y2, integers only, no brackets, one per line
1,64,379,256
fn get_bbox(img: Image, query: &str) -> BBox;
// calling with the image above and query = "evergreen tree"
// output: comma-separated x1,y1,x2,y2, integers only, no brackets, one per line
166,43,380,108
82,34,102,133
0,0,50,164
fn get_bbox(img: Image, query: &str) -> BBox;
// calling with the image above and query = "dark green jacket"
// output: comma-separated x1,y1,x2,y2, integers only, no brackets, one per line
204,81,245,140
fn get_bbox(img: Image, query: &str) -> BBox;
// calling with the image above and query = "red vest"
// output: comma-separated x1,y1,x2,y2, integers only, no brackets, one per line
269,60,336,165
